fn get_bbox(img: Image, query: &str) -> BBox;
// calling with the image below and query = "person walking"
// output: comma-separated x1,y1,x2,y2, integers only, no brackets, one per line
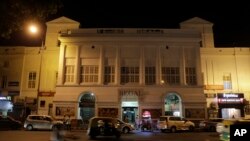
50,125,64,141
66,115,71,130
135,115,140,130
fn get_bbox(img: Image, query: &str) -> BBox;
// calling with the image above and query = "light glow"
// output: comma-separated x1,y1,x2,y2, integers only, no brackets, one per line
29,25,38,34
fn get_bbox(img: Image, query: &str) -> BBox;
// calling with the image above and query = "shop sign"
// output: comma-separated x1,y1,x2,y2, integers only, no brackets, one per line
217,93,244,104
0,97,7,100
8,81,19,87
119,89,141,96
38,92,55,97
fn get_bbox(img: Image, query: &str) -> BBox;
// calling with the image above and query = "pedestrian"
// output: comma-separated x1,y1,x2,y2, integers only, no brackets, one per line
50,125,64,141
66,115,71,130
135,115,140,130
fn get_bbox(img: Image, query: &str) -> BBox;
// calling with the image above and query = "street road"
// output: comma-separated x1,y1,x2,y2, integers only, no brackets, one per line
0,130,220,141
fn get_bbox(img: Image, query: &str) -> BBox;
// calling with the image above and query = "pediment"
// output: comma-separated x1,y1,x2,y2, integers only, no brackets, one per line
46,16,80,24
180,17,213,25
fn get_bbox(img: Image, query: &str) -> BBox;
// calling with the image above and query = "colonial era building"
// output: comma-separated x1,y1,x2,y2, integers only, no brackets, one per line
0,16,249,122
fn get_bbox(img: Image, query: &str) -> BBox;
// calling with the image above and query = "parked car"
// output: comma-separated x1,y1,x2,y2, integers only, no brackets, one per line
157,116,195,133
24,115,63,131
87,117,122,139
199,118,224,132
117,119,135,133
0,115,22,130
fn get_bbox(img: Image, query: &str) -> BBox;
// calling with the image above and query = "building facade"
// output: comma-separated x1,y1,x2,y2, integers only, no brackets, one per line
0,16,249,122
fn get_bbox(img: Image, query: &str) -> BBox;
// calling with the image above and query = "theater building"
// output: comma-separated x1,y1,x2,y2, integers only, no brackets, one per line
50,16,207,123
1,16,250,122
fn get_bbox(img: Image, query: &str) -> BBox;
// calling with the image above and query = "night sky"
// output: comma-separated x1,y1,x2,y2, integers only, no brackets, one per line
2,1,250,47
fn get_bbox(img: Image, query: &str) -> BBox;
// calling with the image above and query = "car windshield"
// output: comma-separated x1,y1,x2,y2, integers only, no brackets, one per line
44,116,52,121
159,117,166,121
117,119,125,124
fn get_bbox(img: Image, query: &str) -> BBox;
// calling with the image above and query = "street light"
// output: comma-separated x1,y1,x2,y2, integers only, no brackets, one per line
27,23,45,49
27,23,45,114
28,25,38,34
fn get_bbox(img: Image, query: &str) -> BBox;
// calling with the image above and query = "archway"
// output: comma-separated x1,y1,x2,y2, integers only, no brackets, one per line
79,92,95,123
164,93,182,117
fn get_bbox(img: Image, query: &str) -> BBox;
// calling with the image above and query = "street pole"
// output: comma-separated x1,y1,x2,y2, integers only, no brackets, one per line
27,23,44,115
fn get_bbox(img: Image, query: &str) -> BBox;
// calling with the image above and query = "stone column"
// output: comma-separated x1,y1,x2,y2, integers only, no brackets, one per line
74,45,80,84
140,46,145,85
156,46,161,85
57,44,66,85
180,47,186,85
99,46,104,84
115,46,120,85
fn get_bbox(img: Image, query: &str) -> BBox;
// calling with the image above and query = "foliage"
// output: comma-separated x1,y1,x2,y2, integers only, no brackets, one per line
0,0,63,38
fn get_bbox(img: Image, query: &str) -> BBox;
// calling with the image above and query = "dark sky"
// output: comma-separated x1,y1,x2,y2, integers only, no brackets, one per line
2,1,250,47
53,1,250,47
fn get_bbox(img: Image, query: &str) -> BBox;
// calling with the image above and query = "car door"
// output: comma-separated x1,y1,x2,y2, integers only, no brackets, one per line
31,116,43,129
157,116,167,130
172,117,184,130
180,118,190,129
42,116,52,129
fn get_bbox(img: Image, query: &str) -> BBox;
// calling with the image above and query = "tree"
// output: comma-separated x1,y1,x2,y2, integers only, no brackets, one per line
0,0,63,39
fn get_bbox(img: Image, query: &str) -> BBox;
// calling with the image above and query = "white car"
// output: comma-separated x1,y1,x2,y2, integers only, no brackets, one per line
24,115,63,131
157,116,195,133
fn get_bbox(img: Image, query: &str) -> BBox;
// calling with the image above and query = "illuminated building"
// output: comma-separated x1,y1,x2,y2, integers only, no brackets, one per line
0,17,249,122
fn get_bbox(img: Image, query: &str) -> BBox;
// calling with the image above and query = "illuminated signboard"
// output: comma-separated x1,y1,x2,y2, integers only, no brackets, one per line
217,93,244,104
0,97,7,100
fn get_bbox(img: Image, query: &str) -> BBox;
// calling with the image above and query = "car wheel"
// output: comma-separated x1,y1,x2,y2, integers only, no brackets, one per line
170,126,176,133
27,125,33,131
123,127,130,134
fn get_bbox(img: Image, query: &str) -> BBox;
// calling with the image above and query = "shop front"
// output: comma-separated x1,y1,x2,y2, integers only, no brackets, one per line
0,96,13,116
217,93,245,118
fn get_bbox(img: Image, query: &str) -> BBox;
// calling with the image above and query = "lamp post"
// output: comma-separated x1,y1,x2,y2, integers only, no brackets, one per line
28,23,44,114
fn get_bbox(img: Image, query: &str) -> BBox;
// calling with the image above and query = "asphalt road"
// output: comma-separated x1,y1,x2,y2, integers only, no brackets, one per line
0,130,220,141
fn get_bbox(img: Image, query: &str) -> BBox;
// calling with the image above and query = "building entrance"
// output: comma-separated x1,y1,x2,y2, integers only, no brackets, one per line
79,93,95,123
122,107,138,123
121,93,139,124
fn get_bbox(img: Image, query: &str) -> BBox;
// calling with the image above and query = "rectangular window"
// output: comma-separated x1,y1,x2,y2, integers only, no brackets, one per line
223,73,232,89
28,72,36,88
80,65,99,83
120,66,139,84
186,67,197,85
162,67,180,85
104,66,115,84
145,67,156,85
64,65,74,83
40,100,45,108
